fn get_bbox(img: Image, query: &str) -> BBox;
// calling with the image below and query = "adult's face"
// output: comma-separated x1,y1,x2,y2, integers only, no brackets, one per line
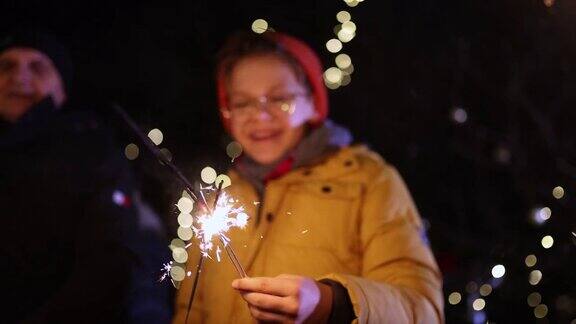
0,47,66,122
225,54,317,165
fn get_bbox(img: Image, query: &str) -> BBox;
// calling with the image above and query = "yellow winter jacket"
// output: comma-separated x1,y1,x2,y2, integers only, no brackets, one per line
174,145,444,323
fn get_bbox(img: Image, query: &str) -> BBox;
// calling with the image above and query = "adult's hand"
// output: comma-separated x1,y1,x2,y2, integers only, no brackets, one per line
232,274,333,323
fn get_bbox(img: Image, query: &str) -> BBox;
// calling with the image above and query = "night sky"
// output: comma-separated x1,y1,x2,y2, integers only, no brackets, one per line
2,0,576,322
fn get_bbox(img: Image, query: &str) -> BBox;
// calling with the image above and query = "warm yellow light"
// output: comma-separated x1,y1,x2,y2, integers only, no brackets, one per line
124,143,139,160
326,39,343,53
525,254,537,267
177,212,193,228
177,226,193,241
215,174,232,189
169,238,185,250
336,11,351,23
338,30,356,43
529,270,543,285
251,19,268,34
226,141,243,160
172,247,188,263
148,128,163,145
170,265,185,281
472,298,486,311
448,292,461,305
479,284,492,296
201,166,217,184
335,53,352,69
541,235,554,249
534,304,548,318
345,0,359,7
341,21,357,34
341,73,352,86
553,186,565,199
324,67,343,84
177,197,194,213
527,292,542,307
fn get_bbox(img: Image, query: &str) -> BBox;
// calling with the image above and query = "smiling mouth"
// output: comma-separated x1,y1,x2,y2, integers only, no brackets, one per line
249,129,282,142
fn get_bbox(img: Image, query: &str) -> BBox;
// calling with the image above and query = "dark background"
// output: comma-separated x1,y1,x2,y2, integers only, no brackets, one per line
2,0,575,322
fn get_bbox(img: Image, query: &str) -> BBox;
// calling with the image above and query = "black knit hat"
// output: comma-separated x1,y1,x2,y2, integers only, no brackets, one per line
0,28,73,92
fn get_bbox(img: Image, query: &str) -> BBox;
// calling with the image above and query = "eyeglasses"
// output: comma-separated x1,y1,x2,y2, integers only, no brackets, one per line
224,92,309,118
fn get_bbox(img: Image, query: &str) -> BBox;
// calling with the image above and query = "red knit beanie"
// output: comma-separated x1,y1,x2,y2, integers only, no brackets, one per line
216,31,328,130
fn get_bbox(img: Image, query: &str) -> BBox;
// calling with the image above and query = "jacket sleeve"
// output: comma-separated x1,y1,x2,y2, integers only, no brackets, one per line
321,165,444,324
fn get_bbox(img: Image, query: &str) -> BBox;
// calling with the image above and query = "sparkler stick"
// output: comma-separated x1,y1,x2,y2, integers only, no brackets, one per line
220,237,247,278
111,104,199,202
184,254,204,324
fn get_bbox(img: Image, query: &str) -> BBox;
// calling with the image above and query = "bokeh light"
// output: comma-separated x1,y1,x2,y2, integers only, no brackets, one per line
170,265,185,281
251,19,268,34
177,212,193,228
226,141,243,160
326,39,343,53
479,284,492,296
336,11,351,23
448,292,461,305
525,254,537,267
466,281,478,293
201,166,217,184
529,270,543,285
172,247,188,263
534,304,548,318
160,148,173,162
324,67,343,84
472,298,486,311
177,226,193,241
452,107,468,124
124,143,139,160
552,186,565,199
177,197,194,213
335,53,352,69
147,128,163,145
215,174,232,189
528,292,542,307
491,264,506,278
541,235,554,249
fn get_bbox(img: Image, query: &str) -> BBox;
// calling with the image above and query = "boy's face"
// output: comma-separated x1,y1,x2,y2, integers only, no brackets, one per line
0,47,66,122
226,54,317,165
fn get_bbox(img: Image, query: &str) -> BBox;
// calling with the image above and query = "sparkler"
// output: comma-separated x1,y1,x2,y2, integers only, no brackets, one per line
111,104,248,321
